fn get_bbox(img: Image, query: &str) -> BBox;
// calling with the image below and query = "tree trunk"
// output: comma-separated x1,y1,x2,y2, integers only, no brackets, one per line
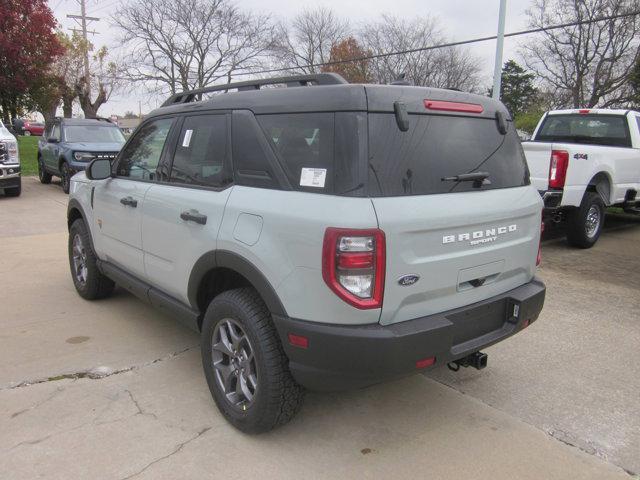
62,93,74,118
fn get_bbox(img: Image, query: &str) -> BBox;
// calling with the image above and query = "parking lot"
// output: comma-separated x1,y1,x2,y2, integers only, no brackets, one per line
1,177,638,479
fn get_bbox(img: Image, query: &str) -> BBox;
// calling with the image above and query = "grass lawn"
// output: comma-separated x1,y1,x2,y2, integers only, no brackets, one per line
17,136,39,176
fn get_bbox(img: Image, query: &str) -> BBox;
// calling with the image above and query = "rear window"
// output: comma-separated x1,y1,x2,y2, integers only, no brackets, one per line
368,114,529,196
257,113,364,195
535,114,631,147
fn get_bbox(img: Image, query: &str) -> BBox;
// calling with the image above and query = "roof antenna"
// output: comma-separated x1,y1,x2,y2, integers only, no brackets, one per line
391,73,411,86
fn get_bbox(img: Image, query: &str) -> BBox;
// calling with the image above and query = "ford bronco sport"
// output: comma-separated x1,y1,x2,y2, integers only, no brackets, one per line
67,73,546,433
38,117,126,193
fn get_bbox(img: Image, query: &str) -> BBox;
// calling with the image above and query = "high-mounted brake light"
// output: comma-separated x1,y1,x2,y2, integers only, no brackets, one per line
548,150,569,189
424,100,484,114
578,109,590,114
322,228,385,309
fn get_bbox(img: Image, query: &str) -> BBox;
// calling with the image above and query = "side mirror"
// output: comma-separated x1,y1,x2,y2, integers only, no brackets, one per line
86,158,112,180
47,137,60,143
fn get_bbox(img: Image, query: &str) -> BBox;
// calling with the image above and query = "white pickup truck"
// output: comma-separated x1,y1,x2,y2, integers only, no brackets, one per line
523,108,640,248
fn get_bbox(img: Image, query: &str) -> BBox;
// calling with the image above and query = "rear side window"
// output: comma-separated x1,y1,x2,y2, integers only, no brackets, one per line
368,114,529,196
257,113,363,195
536,114,631,147
169,114,230,188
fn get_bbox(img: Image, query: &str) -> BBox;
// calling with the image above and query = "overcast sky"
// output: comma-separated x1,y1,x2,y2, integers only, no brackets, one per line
49,0,533,117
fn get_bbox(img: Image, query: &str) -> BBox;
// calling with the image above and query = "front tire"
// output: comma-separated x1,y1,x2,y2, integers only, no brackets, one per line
38,157,52,184
567,191,605,248
201,288,304,433
4,178,21,197
68,219,115,299
60,162,71,194
24,130,31,136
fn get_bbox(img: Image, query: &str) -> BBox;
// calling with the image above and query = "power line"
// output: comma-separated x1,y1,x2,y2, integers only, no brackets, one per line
90,0,121,14
227,10,640,78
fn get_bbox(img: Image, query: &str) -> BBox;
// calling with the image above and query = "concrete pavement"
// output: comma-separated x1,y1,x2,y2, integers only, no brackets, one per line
0,178,637,479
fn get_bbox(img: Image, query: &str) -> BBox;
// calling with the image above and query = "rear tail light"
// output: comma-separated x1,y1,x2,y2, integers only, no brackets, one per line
548,150,569,189
322,228,385,309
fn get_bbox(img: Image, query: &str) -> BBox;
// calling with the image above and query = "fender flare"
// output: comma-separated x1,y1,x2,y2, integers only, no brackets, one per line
187,250,287,317
67,198,98,254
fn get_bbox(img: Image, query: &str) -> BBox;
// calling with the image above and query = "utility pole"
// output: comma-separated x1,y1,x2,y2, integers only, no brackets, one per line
492,0,507,100
67,0,99,88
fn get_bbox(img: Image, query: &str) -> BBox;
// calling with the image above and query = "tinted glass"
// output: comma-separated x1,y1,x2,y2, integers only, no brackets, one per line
169,115,229,188
64,125,125,143
368,113,529,196
536,114,630,147
116,118,173,180
257,113,362,195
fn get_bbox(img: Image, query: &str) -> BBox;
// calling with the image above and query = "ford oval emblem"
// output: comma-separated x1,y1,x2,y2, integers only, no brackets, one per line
398,274,420,286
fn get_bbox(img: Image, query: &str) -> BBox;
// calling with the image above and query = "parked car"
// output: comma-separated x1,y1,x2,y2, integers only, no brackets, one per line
523,108,640,248
67,73,546,433
23,121,45,136
0,120,21,197
38,118,126,193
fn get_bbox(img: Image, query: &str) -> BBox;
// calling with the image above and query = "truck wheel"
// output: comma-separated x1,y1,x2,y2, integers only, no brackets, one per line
68,219,115,300
4,178,21,197
60,162,72,194
201,287,304,433
567,191,605,248
38,157,52,184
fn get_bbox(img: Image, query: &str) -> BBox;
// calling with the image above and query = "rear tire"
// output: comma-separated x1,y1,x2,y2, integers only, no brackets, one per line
60,161,71,194
38,157,52,184
201,287,304,433
24,130,31,136
4,178,21,197
567,191,605,248
68,219,115,300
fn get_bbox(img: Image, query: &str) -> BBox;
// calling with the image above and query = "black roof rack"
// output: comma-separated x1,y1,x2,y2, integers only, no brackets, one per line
161,73,348,107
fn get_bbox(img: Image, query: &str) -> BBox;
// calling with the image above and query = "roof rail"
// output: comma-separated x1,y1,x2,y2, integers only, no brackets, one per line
161,73,348,107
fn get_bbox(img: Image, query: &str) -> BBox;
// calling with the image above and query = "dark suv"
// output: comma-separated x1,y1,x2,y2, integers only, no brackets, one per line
38,118,126,193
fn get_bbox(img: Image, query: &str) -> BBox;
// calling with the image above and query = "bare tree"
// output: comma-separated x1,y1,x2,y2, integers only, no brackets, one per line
272,7,350,74
76,45,121,118
113,0,275,96
359,15,481,91
521,0,640,108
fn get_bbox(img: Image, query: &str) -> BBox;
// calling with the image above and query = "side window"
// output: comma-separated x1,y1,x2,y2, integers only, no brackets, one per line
51,124,61,141
169,114,229,188
116,118,174,181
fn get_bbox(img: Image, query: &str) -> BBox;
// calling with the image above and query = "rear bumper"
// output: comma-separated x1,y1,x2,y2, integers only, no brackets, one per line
539,190,563,209
273,277,545,391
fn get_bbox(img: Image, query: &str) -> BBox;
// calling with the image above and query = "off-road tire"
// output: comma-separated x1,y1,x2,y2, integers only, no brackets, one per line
61,161,71,194
567,191,605,249
201,287,304,433
38,156,52,184
68,219,115,300
4,178,21,197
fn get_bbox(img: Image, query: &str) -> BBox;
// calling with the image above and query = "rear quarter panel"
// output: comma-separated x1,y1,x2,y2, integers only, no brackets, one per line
218,186,382,325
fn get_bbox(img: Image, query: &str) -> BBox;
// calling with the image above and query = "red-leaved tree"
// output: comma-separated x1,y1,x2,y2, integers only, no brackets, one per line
322,37,372,83
0,0,63,123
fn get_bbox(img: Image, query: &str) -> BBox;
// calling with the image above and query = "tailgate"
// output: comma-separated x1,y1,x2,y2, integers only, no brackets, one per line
372,187,542,325
522,141,552,191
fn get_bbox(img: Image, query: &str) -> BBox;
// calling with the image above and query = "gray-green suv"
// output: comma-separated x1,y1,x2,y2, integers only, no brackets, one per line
66,73,546,433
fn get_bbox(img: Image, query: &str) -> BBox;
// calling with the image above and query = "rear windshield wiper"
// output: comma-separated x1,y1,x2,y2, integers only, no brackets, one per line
441,171,491,188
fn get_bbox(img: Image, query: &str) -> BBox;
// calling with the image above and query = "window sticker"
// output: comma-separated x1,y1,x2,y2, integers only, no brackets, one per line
182,129,193,147
300,168,326,188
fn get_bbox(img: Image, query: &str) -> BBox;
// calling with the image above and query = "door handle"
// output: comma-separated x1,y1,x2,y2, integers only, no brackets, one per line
120,196,138,208
180,209,207,225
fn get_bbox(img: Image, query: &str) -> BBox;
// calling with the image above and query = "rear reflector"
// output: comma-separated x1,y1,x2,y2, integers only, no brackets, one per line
416,357,436,369
424,100,484,114
288,333,309,349
548,150,569,189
